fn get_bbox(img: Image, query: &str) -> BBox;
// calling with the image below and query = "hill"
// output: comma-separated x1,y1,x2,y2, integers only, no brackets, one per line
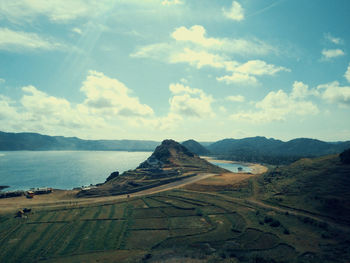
181,139,210,155
257,150,350,224
0,131,159,151
1,149,350,262
208,136,350,164
78,139,226,197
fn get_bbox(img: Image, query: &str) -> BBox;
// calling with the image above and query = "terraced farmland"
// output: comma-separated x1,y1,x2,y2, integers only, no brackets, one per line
0,189,349,262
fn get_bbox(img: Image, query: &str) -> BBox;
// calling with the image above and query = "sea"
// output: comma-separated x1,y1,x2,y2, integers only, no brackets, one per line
208,160,252,173
0,151,251,191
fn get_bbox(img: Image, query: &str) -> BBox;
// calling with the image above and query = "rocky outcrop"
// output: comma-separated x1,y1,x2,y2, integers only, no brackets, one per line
105,171,119,182
78,139,227,197
138,139,194,168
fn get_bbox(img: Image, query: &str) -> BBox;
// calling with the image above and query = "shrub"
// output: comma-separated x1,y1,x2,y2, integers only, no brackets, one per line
264,216,273,223
270,220,280,227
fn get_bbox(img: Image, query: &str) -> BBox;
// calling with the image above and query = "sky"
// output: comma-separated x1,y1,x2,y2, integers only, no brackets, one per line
0,0,349,142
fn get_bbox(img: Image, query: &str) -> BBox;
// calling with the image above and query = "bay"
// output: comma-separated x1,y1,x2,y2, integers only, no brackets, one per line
0,151,150,191
206,159,252,173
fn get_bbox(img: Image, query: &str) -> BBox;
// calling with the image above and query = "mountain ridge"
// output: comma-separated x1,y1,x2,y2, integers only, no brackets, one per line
181,139,210,155
207,136,350,164
1,131,349,164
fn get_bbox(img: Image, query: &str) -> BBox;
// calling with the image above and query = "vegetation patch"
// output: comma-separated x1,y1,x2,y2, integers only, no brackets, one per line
131,218,168,230
125,230,169,249
169,216,209,229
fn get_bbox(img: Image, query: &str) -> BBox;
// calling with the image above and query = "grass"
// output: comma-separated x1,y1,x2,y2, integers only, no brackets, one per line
1,178,350,262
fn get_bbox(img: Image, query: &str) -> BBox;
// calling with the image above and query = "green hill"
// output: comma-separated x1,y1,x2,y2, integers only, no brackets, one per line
208,137,350,164
182,139,210,155
258,151,350,224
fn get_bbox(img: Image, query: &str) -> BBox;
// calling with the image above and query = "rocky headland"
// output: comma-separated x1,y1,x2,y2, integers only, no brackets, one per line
78,139,227,197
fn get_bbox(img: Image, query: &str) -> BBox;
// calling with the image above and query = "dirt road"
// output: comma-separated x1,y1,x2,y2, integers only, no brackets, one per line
0,173,217,214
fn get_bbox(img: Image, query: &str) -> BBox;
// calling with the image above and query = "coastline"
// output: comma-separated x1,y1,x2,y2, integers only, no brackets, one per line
202,156,268,175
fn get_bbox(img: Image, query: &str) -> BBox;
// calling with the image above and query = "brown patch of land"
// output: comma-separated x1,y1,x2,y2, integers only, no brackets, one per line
183,172,253,192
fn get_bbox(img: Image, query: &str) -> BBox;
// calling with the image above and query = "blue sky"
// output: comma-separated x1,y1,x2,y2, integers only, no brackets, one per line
0,0,349,141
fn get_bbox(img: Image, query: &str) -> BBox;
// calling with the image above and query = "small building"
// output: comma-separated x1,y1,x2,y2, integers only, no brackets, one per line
26,191,35,198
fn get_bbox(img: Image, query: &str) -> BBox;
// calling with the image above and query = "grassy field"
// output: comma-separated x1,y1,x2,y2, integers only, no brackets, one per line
1,184,350,263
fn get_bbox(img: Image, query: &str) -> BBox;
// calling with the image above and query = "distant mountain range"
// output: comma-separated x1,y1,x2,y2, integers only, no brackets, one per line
1,131,349,164
0,131,159,151
206,136,350,164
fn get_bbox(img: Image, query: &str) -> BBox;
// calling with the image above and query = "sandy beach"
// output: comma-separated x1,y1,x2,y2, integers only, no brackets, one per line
202,156,268,175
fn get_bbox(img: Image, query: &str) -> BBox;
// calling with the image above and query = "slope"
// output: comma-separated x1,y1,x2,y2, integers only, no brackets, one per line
257,150,350,224
78,139,227,197
182,139,210,155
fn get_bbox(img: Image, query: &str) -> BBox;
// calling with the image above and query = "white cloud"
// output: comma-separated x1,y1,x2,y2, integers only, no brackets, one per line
345,63,350,83
132,25,276,60
132,25,285,85
217,73,258,85
172,25,222,48
0,28,65,52
16,85,106,133
170,48,227,69
223,1,244,21
0,78,5,84
170,25,275,55
161,0,183,6
72,27,83,35
0,0,113,23
217,60,289,85
226,95,245,102
0,71,160,137
169,83,214,118
21,86,71,115
81,71,154,117
291,81,319,99
234,60,290,76
324,33,343,45
0,95,19,121
317,81,350,106
231,84,319,122
322,49,345,59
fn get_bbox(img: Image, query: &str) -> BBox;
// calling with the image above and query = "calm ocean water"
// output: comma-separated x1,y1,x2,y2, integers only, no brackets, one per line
0,151,150,191
0,151,251,191
208,160,252,173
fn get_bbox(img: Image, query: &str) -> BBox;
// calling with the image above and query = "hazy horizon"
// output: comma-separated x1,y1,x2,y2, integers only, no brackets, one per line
0,0,349,142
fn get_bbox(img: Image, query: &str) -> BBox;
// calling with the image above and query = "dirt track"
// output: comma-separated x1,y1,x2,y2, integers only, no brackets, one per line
0,161,268,214
0,173,217,214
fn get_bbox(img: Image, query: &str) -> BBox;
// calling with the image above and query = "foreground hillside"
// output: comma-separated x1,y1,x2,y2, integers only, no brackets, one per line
257,153,350,224
1,150,350,262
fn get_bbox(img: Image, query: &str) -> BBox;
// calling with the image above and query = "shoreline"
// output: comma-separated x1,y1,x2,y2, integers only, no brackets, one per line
201,156,268,175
